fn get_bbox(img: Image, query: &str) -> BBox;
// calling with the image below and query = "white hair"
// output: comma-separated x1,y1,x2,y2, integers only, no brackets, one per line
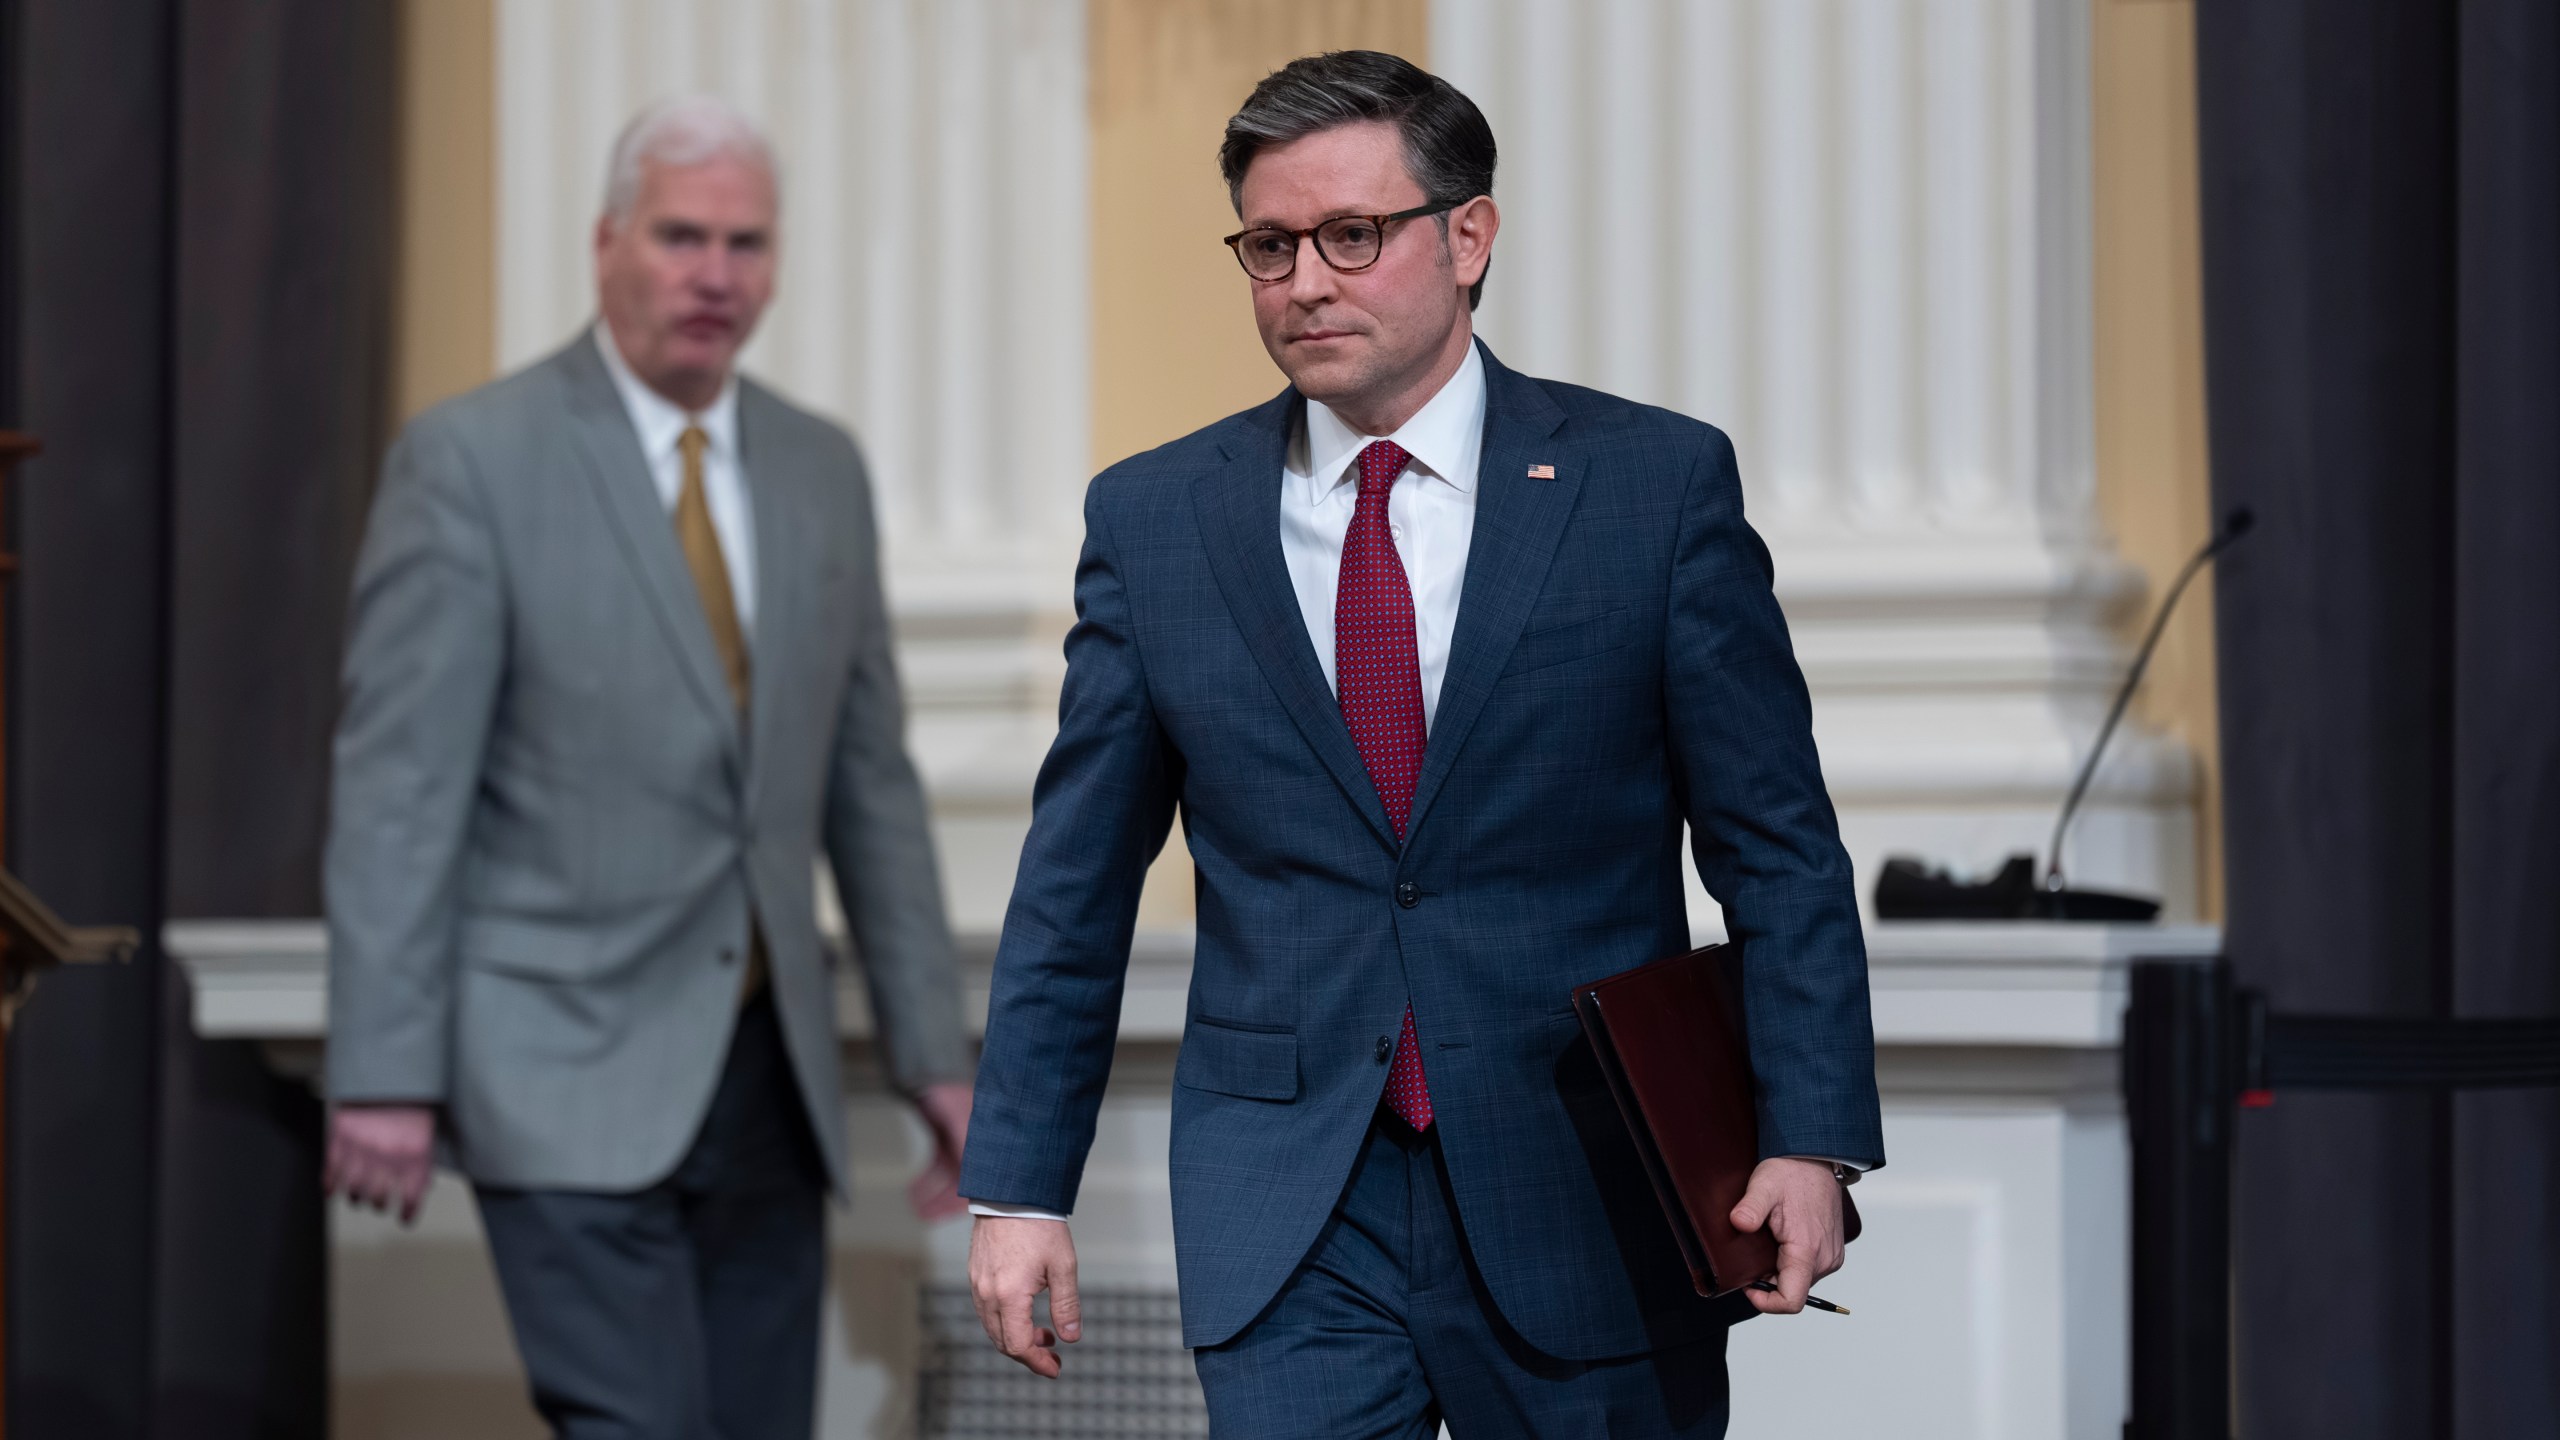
600,95,780,223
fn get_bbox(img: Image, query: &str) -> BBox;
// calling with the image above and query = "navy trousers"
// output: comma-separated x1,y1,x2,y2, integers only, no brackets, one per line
1194,1112,1731,1439
475,992,828,1440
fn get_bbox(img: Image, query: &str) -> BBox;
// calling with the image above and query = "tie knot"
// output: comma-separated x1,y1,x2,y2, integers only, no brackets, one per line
1356,440,1412,494
677,425,710,465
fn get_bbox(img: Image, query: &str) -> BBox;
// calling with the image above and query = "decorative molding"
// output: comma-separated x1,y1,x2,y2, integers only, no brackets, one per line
169,918,2218,1052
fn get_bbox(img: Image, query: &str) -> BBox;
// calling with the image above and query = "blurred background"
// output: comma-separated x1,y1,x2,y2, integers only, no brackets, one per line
2,1,2551,1437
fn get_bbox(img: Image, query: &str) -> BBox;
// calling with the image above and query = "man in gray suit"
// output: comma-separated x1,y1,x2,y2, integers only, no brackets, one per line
322,95,972,1439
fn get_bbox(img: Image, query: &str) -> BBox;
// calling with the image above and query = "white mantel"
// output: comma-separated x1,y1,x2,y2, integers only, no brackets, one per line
171,918,2206,1056
173,918,2215,1440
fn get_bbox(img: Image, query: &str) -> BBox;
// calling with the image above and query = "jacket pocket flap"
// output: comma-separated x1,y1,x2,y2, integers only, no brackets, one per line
1175,1018,1299,1101
456,915,601,981
1500,605,1633,677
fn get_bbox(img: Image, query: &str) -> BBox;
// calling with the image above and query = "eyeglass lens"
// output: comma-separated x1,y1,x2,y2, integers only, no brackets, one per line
1235,216,1390,280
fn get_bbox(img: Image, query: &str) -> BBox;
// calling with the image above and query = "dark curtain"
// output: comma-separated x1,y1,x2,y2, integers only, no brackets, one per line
5,0,392,1435
5,0,182,1431
2197,3,2560,1437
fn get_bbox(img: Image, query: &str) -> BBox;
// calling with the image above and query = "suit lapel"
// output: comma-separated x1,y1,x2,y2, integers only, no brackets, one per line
1404,345,1575,843
559,337,745,772
738,382,806,807
1195,391,1401,852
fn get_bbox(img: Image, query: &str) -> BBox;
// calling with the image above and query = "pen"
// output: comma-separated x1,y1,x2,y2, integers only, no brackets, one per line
1749,1282,1850,1315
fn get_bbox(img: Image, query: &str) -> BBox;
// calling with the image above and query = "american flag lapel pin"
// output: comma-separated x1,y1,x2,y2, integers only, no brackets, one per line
1527,463,1556,480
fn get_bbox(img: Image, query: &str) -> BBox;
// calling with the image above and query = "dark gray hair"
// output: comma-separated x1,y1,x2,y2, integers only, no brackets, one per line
1218,51,1497,310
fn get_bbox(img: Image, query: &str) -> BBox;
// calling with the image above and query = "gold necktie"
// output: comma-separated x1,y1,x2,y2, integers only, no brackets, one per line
674,425,750,713
675,424,768,1000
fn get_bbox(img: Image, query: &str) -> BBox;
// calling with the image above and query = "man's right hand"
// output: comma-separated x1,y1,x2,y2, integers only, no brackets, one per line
325,1103,439,1225
968,1214,1081,1378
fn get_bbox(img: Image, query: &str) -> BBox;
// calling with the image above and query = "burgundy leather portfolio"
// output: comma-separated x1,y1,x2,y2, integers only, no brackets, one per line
1571,942,1859,1299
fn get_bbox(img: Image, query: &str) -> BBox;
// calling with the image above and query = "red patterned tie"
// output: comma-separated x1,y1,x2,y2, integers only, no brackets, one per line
1337,440,1434,1131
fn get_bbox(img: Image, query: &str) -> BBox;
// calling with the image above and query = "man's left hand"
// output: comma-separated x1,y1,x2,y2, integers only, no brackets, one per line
1729,1157,1846,1314
910,1082,973,1220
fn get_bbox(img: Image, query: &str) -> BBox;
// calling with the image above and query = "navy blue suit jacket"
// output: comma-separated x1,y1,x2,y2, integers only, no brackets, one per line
961,343,1883,1360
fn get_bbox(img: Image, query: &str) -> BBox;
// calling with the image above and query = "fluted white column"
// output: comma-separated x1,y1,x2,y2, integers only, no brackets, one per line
854,0,922,543
1669,1,1746,490
2026,0,2099,539
1592,0,1664,401
1436,0,2104,540
925,0,993,540
1921,0,2007,523
1433,0,2189,917
1842,0,1915,525
1755,0,1836,526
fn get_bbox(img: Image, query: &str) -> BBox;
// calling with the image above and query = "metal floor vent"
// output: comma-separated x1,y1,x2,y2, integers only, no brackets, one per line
919,1283,1209,1438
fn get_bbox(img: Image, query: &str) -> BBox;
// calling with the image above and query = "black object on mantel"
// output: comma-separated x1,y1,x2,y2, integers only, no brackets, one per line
1874,854,2160,922
1874,507,2257,923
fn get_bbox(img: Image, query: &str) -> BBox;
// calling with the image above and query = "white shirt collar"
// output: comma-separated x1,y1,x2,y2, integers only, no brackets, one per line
593,322,740,463
1298,342,1486,507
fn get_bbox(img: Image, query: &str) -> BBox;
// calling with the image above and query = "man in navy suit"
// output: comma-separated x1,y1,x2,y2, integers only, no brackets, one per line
961,51,1883,1438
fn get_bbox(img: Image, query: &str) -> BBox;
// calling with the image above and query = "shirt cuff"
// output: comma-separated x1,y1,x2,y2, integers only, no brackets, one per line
1785,1155,1870,1173
966,1200,1072,1222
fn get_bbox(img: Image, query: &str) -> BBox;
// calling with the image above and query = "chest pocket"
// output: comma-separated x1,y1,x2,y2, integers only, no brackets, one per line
1498,605,1633,679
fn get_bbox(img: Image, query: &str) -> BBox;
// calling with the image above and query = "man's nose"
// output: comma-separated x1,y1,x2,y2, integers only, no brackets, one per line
1286,233,1339,305
693,245,740,295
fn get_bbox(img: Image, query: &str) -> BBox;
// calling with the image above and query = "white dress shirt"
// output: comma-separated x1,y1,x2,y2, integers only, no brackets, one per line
594,324,757,631
1279,344,1486,730
968,352,1487,1224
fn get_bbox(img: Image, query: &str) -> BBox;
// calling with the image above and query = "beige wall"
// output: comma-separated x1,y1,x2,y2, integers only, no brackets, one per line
1088,0,1428,474
2091,0,2222,918
393,0,496,423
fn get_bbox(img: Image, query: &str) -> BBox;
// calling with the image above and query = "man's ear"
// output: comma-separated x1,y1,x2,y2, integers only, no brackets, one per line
1449,195,1500,289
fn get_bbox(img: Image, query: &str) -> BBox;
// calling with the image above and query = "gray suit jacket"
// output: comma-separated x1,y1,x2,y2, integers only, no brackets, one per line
324,334,968,1193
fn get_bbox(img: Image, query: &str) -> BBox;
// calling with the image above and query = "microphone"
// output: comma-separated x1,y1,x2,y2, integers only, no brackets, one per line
2042,506,2257,898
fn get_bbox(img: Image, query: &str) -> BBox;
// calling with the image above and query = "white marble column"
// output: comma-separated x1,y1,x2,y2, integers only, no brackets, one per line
1433,0,2196,916
494,0,1088,929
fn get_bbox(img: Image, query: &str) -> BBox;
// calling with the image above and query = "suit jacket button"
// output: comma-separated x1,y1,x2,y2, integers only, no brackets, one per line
719,948,738,965
1395,881,1420,909
1376,1036,1394,1064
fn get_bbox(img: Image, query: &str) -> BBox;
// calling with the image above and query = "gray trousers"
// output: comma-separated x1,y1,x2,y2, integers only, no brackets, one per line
476,993,828,1440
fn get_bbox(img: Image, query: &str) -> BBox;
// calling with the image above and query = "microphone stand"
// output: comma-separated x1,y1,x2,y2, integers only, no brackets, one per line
2041,507,2256,908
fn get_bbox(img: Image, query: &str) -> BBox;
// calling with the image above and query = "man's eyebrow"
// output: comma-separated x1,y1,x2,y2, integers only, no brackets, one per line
1243,208,1381,230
